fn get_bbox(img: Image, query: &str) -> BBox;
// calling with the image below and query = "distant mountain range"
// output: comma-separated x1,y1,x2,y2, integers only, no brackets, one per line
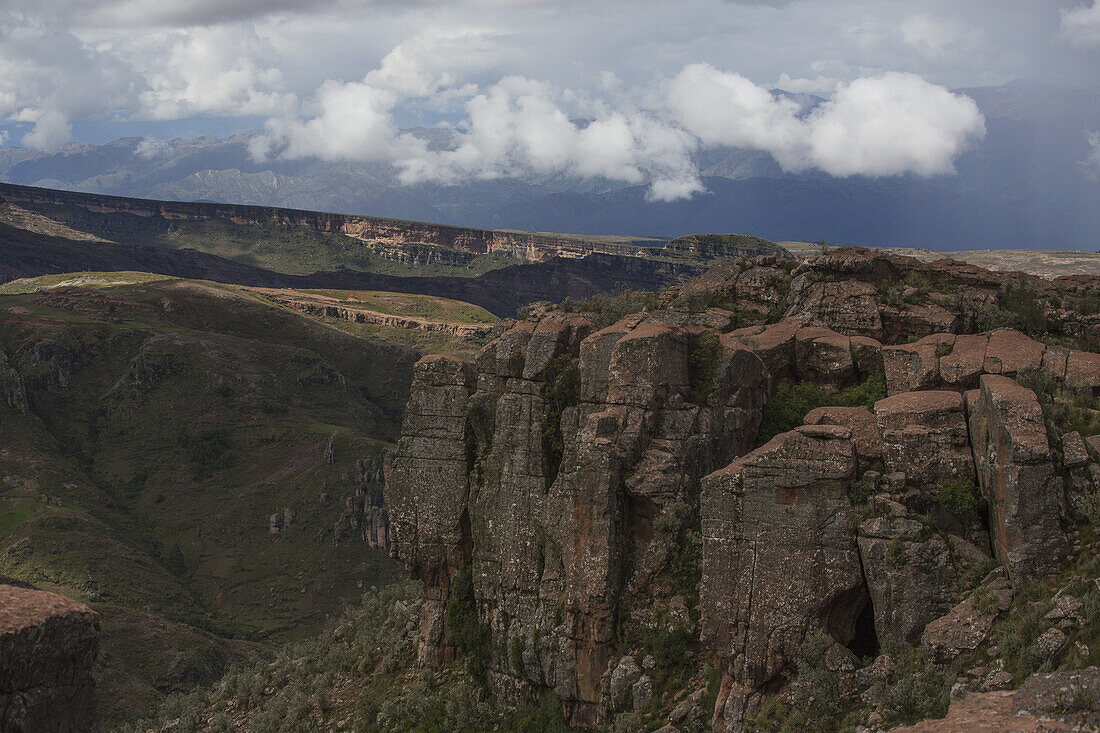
1,81,1097,251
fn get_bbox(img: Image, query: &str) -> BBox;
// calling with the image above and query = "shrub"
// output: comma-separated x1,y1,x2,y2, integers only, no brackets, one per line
569,290,660,328
446,565,490,686
936,478,984,520
540,355,580,484
881,668,952,724
755,371,886,446
848,477,874,507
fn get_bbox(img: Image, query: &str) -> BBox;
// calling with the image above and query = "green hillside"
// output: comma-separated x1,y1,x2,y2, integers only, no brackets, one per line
0,277,418,725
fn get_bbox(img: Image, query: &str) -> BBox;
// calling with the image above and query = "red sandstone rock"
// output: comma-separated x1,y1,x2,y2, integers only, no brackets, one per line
983,329,1045,376
1066,350,1100,390
804,405,883,465
874,390,974,497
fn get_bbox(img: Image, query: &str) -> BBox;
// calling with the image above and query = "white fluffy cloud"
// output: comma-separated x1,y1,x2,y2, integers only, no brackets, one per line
1062,1,1100,48
251,80,419,163
398,77,703,200
257,54,984,199
138,26,296,119
666,64,984,179
804,72,985,176
0,12,134,148
20,109,71,150
1,3,996,188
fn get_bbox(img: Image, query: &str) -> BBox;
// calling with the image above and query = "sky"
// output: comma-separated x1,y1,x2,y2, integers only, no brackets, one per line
1,0,1099,199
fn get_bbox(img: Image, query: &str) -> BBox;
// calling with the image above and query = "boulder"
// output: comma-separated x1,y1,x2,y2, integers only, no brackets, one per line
1066,350,1100,391
609,655,642,712
882,334,953,395
0,585,100,732
1062,431,1090,468
785,279,884,339
794,327,856,388
734,266,789,316
983,329,1045,376
730,321,800,383
892,667,1100,732
967,375,1067,591
921,596,997,666
939,334,988,389
804,405,882,467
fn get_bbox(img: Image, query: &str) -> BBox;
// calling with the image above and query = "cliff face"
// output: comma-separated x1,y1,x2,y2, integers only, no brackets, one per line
387,248,1100,730
390,313,769,725
0,585,100,732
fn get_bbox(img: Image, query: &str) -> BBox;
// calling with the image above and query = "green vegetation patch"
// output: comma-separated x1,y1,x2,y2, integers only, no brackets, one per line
756,371,886,446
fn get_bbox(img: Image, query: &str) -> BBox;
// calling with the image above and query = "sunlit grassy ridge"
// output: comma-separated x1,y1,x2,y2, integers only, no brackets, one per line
290,288,498,324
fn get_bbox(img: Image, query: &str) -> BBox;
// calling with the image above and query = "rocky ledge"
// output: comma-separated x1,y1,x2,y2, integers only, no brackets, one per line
0,584,100,732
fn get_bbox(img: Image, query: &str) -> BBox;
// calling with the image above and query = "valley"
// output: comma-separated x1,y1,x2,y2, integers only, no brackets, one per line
0,276,417,725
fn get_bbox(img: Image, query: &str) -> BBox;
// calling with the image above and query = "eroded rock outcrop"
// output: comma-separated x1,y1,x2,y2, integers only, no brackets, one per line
882,328,1096,397
701,425,864,730
967,375,1068,591
389,355,476,666
875,390,975,503
388,312,769,725
387,251,1099,730
0,585,100,732
731,320,882,393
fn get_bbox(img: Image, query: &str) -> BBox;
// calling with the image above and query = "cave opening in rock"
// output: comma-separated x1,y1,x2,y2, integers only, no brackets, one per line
847,599,880,660
822,586,880,661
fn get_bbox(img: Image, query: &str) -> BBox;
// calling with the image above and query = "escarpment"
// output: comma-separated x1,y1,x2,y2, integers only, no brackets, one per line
388,247,1100,731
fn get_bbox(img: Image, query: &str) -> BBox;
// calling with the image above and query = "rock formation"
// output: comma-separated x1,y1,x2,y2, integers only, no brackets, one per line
967,375,1068,591
386,246,1100,730
389,312,769,725
701,425,864,730
0,585,100,732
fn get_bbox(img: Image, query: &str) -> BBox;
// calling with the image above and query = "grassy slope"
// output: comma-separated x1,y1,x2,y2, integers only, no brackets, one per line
0,279,418,726
289,288,498,324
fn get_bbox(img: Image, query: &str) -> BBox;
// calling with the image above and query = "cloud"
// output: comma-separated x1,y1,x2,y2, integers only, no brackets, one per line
363,27,503,101
251,78,424,163
899,14,967,59
137,26,296,119
0,12,136,149
666,63,806,165
21,109,71,149
803,72,985,176
1085,130,1100,176
1062,1,1100,48
362,74,701,201
666,63,984,178
135,136,172,157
